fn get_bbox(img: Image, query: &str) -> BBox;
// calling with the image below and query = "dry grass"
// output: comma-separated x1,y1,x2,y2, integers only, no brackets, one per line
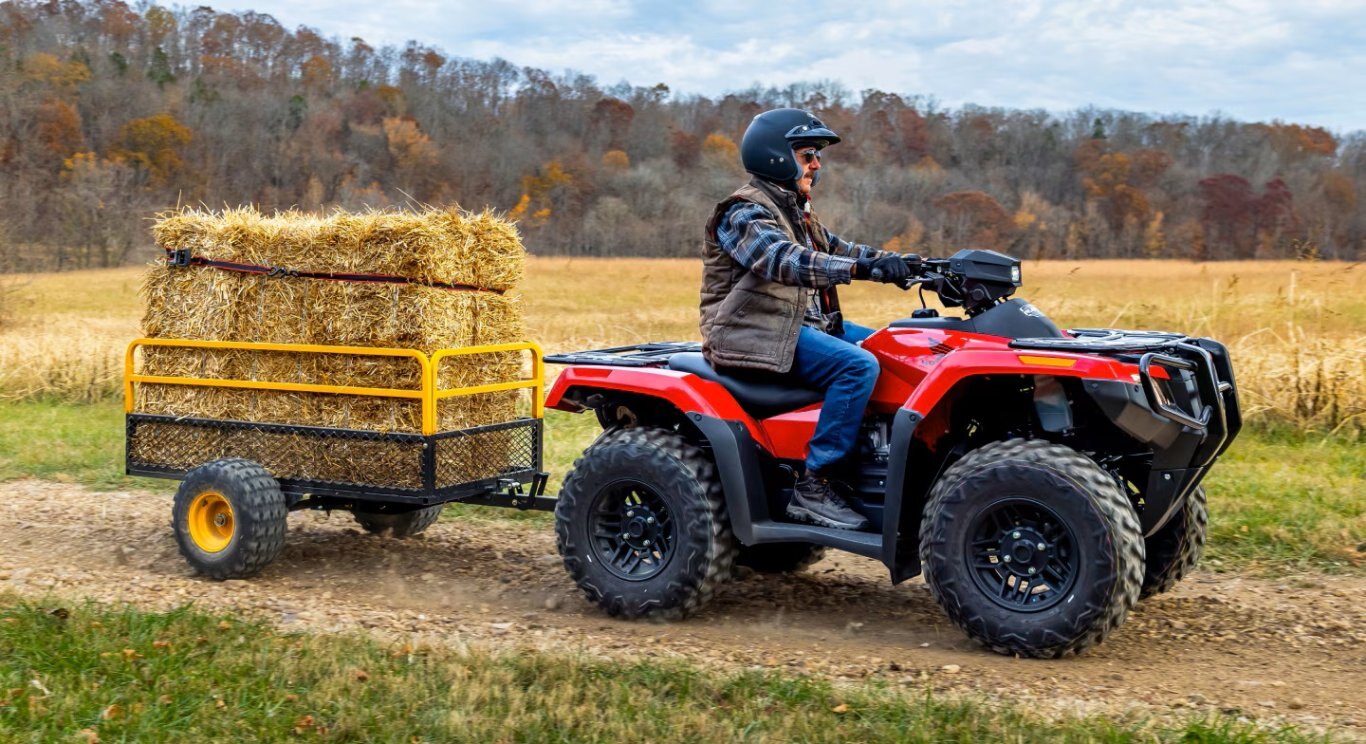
1,258,1361,436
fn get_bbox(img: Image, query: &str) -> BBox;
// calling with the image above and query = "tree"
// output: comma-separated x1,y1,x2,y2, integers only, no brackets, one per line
36,99,83,157
109,113,193,186
932,191,1013,251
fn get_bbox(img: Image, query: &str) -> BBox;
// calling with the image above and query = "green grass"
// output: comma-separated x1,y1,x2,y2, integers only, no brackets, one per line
0,398,160,491
0,595,1329,743
1202,431,1366,571
1,399,1361,572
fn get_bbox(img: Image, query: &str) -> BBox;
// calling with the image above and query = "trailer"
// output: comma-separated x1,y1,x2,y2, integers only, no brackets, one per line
125,338,553,578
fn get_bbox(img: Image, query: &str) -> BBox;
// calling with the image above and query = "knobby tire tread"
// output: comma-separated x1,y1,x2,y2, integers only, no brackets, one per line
353,504,444,538
918,439,1144,658
556,427,736,621
1140,486,1208,599
173,458,287,580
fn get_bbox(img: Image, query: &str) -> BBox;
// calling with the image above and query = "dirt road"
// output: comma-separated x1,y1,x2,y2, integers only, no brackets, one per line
2,480,1362,736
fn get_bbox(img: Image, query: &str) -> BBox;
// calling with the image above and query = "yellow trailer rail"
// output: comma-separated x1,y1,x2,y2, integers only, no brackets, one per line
124,338,545,436
123,338,549,506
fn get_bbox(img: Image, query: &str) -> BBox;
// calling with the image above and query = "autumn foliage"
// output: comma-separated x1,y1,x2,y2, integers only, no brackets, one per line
0,0,1361,270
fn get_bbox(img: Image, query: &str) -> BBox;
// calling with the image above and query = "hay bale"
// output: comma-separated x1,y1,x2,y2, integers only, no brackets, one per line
136,206,533,488
151,206,523,291
138,266,526,432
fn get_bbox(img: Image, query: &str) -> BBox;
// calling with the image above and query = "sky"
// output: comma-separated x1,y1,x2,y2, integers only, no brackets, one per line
228,0,1366,134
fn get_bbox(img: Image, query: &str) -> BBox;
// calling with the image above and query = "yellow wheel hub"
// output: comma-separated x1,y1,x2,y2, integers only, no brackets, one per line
187,491,235,553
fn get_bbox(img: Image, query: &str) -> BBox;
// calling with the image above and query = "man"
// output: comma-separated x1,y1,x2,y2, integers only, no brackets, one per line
700,108,911,531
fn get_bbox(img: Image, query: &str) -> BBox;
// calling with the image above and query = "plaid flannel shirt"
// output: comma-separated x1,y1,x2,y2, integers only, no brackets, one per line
715,201,882,324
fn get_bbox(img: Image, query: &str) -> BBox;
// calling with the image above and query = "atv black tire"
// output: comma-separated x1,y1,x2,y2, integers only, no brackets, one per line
735,543,827,574
353,504,444,538
1140,486,1208,599
555,427,736,621
918,439,1144,658
172,458,287,580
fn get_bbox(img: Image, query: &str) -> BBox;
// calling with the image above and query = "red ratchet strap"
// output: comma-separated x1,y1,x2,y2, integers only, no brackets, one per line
166,248,504,295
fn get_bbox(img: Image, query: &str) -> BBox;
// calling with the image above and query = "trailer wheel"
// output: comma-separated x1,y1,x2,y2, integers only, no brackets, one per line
1141,486,1208,598
556,427,736,621
353,504,444,538
172,458,287,580
735,543,826,574
919,439,1144,658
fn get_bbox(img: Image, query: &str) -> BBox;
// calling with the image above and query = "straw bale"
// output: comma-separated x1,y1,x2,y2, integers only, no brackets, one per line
137,207,531,487
151,206,524,290
129,419,426,489
138,265,526,432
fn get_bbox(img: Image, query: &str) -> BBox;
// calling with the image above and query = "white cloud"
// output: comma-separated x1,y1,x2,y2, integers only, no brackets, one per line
220,0,1366,132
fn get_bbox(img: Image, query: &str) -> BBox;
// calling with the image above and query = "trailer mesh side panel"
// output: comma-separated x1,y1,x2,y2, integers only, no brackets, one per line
433,419,540,488
127,414,540,496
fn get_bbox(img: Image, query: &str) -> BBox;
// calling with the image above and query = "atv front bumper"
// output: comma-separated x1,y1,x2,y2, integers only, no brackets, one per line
1013,330,1241,535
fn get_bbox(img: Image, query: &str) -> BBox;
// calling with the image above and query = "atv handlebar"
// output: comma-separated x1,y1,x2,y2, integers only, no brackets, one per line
874,250,1020,316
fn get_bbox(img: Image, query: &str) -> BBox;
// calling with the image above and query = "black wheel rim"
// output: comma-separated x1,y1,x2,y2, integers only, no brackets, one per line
965,497,1079,612
588,479,677,582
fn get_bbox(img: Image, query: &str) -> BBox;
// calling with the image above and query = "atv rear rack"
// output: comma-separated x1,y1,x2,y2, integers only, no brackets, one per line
544,341,701,368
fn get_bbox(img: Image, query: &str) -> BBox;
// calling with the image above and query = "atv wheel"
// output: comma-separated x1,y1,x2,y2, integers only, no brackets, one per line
1140,486,1207,599
918,439,1144,658
353,504,444,538
555,427,736,620
735,543,826,574
172,459,287,580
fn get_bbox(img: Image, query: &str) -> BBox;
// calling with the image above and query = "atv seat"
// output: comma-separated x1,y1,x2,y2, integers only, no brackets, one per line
667,352,823,419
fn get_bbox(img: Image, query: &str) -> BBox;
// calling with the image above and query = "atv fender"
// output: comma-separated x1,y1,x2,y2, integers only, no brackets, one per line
902,348,1136,414
878,351,1140,584
545,366,772,447
547,368,887,562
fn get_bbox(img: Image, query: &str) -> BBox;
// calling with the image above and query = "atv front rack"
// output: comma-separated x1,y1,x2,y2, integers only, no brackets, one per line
1011,328,1187,352
1013,329,1241,467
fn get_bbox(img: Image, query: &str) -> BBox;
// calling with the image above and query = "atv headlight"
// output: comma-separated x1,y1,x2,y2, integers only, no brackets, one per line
1010,265,1021,285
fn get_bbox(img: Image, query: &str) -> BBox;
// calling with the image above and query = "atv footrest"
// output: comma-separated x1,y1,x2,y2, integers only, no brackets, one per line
747,522,882,560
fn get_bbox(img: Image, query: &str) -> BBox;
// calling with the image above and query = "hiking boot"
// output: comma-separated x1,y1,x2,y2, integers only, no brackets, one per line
787,475,870,531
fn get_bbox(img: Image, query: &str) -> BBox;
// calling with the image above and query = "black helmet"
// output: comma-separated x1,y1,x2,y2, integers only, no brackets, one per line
740,108,841,185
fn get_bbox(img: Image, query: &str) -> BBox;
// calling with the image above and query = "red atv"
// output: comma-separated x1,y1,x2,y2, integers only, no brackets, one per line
543,250,1240,658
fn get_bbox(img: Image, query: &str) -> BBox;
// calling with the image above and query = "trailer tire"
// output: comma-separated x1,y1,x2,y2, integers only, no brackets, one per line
919,439,1144,658
353,504,444,538
172,458,287,580
556,427,736,621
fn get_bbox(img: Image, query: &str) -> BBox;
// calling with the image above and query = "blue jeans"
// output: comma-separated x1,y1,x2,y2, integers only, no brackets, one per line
791,322,878,474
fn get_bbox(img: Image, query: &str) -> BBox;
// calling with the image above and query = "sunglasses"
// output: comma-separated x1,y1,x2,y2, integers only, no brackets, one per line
796,148,823,165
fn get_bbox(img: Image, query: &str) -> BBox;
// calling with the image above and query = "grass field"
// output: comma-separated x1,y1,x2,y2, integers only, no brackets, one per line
0,594,1325,743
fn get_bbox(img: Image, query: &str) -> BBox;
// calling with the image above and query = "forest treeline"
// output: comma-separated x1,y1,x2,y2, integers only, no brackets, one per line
1,0,1362,271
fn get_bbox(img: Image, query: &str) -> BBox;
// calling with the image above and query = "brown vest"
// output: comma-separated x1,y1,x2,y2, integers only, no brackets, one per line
700,179,838,373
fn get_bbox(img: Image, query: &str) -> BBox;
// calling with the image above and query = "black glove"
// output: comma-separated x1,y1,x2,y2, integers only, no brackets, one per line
857,254,911,284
